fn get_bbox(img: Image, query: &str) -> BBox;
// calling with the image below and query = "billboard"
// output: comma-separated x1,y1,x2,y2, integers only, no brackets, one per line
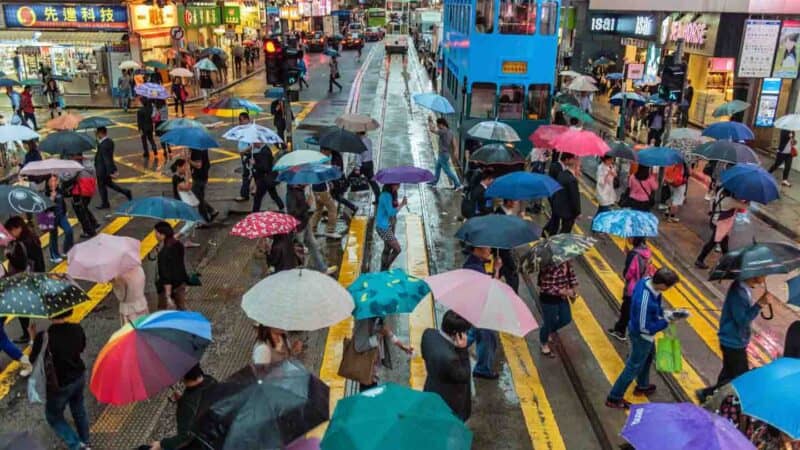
773,20,800,78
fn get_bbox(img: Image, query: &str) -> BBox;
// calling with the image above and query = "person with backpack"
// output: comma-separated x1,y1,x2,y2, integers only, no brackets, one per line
624,164,657,212
694,188,748,269
664,162,688,223
461,170,494,219
67,157,100,238
608,237,654,341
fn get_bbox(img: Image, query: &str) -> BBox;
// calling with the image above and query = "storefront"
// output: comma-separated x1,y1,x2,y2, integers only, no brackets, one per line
178,3,222,50
128,3,179,64
238,1,261,40
279,6,303,32
583,12,661,68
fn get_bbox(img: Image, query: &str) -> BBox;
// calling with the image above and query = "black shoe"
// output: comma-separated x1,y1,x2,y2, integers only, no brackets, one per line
633,384,656,396
142,153,149,159
13,335,30,345
125,191,133,201
605,398,631,409
96,205,110,210
694,260,709,270
607,329,627,342
473,371,499,380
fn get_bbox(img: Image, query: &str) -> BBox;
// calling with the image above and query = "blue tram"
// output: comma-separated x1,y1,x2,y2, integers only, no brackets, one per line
440,0,561,158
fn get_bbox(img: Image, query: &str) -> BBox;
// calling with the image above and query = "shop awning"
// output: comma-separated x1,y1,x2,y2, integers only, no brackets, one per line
0,30,127,46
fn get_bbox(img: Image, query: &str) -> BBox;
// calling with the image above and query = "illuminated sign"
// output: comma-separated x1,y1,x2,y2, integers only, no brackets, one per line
589,13,657,38
222,5,240,24
3,4,127,30
501,61,527,75
129,4,178,31
669,20,707,45
178,5,221,28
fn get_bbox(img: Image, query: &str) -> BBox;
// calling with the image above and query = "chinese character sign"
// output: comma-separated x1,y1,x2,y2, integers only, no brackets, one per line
3,4,127,30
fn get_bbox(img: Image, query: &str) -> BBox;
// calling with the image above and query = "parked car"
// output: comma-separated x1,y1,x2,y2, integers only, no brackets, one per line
342,33,364,50
307,31,326,52
365,27,383,41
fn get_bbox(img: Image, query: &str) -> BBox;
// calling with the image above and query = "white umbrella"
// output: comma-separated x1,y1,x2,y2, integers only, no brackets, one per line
335,114,381,133
0,125,39,143
119,60,140,70
274,150,331,171
567,76,599,92
775,114,800,131
241,269,354,331
222,124,282,145
467,120,521,142
668,127,702,140
559,70,582,78
20,159,84,177
169,68,194,77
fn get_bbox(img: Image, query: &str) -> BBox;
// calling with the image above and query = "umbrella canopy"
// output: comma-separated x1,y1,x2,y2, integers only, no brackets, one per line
560,104,594,124
201,47,225,56
593,56,615,66
412,93,455,113
157,118,207,133
485,172,562,200
732,358,800,439
374,166,434,184
605,141,637,161
321,383,472,450
288,438,320,450
692,141,759,164
76,116,114,130
0,78,20,87
515,233,596,273
160,127,219,150
335,114,380,133
39,131,95,155
567,76,599,92
265,87,285,99
702,121,755,141
115,197,203,222
304,136,320,146
0,273,88,318
529,124,569,148
788,274,800,308
223,124,282,145
712,100,750,118
197,360,330,450
231,211,300,239
621,403,755,450
592,210,659,238
610,92,646,106
144,60,168,69
119,60,140,70
720,164,779,204
0,432,46,450
195,58,218,71
90,311,212,405
469,144,525,166
66,234,141,283
45,113,84,131
20,159,83,176
134,82,170,100
605,72,624,80
0,185,53,215
323,48,340,57
203,97,263,117
347,269,431,319
550,128,610,157
645,94,668,105
278,164,343,185
193,115,226,127
0,125,39,143
559,70,582,77
169,67,194,77
426,269,537,336
455,215,541,249
669,128,703,140
242,269,354,331
553,92,579,107
709,242,800,281
318,127,368,154
467,120,521,142
636,147,684,167
774,113,800,131
275,150,330,171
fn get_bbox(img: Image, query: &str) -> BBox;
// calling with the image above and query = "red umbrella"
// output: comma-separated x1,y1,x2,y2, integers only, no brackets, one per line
231,211,300,239
550,128,610,157
529,125,568,148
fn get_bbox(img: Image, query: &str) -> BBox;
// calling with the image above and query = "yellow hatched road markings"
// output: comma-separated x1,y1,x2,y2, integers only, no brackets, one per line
2,218,80,272
405,215,433,390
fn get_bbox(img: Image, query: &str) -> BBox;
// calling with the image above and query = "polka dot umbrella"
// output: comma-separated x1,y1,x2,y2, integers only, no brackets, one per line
0,273,89,318
230,211,301,239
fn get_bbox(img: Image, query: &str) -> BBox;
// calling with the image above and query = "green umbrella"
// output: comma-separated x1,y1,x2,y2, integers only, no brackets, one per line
347,269,431,320
514,233,596,273
157,118,207,133
554,92,579,107
0,273,89,318
321,383,473,450
143,60,168,69
560,104,594,124
76,116,114,130
712,100,750,118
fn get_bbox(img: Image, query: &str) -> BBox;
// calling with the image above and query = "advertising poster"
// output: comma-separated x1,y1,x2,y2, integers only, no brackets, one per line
773,20,800,78
738,19,780,78
2,4,127,30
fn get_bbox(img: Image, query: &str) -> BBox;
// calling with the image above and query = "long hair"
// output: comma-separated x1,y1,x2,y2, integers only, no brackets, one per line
4,216,38,245
634,164,651,181
154,221,177,245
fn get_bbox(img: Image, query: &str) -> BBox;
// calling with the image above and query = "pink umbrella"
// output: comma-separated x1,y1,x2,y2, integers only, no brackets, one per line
231,211,300,239
425,269,538,337
67,234,141,283
0,224,13,246
20,159,84,177
550,128,610,157
529,124,568,148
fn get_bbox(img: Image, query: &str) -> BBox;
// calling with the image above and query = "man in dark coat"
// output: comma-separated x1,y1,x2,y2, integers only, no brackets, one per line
137,100,158,158
251,144,284,212
468,170,495,217
545,152,580,236
94,126,132,209
494,199,520,292
421,310,472,421
150,364,218,450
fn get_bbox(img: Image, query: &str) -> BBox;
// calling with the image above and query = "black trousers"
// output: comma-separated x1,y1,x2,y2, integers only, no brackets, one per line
612,295,632,334
73,197,98,235
696,225,729,264
252,176,284,212
699,345,749,399
140,130,157,155
329,75,342,92
191,180,215,222
360,161,380,202
768,153,794,181
97,175,131,207
174,98,185,116
23,112,38,130
647,128,663,146
544,214,575,237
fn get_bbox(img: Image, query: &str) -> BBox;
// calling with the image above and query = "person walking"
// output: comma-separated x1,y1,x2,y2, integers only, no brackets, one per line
377,183,406,271
625,164,657,212
608,237,654,341
117,71,131,112
297,51,309,90
5,216,44,344
67,157,99,238
494,199,520,291
94,126,132,210
171,77,187,118
784,320,800,358
44,175,74,263
5,86,22,125
421,310,473,421
767,129,796,187
464,170,495,218
329,55,342,93
271,99,292,142
20,86,37,130
251,144,284,212
463,245,502,379
0,320,31,377
137,100,158,158
354,131,380,203
154,221,189,310
28,310,90,450
266,232,302,273
170,158,200,248
605,268,681,409
235,112,253,203
537,261,578,357
664,162,688,223
253,325,302,365
646,107,665,146
694,189,748,269
199,70,213,104
352,317,413,391
545,153,580,236
153,99,170,157
148,365,217,450
426,116,462,190
286,184,337,275
595,154,617,219
112,265,149,326
326,148,358,218
189,147,218,223
309,178,341,239
44,78,62,119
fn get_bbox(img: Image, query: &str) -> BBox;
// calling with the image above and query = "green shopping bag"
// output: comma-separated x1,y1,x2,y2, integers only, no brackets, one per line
655,324,682,373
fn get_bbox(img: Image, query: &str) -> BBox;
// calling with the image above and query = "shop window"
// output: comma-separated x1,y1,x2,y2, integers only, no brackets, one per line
526,84,550,120
498,85,524,119
470,82,497,118
499,0,536,35
539,1,558,35
475,0,494,33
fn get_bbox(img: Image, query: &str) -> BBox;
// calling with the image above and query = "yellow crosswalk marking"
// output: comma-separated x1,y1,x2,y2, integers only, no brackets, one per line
405,215,433,390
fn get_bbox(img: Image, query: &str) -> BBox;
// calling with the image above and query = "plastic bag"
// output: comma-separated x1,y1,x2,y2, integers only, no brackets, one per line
27,332,49,403
655,325,682,373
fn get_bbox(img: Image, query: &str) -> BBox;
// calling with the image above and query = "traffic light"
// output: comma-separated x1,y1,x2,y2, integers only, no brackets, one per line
264,38,284,86
284,48,300,86
660,63,687,104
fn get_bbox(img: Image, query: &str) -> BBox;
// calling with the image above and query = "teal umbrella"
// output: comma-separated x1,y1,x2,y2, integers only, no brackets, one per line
144,60,168,69
76,116,114,130
156,118,206,133
321,383,472,450
712,100,750,118
560,104,594,124
347,269,430,319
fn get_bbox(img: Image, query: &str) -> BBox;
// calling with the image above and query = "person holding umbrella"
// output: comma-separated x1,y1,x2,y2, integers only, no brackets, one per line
377,183,407,271
286,184,337,275
66,155,99,238
595,154,617,219
252,143,284,213
329,55,342,93
95,126,132,210
137,99,158,159
608,237,654,342
252,325,302,365
154,221,189,310
354,130,380,203
464,245,502,379
537,260,578,358
767,129,795,187
189,146,219,223
266,232,303,273
4,216,44,344
694,189,748,270
625,164,657,212
545,153,580,235
44,174,73,263
421,310,473,421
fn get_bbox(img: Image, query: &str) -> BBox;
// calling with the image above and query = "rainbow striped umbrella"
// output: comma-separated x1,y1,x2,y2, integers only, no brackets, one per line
90,311,212,405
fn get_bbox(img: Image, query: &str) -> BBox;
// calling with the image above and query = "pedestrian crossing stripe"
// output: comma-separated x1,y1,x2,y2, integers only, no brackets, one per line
405,214,433,390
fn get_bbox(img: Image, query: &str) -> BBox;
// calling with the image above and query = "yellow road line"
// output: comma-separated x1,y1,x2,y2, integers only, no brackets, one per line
115,176,239,184
405,215,433,390
308,216,367,439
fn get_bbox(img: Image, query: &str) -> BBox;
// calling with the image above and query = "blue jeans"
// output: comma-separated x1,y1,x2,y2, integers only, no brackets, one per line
539,300,572,345
45,373,90,450
469,328,498,376
49,213,74,259
431,152,461,187
608,333,655,401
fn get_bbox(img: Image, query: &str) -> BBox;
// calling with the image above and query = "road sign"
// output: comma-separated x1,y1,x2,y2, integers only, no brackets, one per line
170,26,185,41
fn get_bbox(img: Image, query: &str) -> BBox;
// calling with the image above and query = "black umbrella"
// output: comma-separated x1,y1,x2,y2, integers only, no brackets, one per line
39,131,95,156
0,432,45,450
194,359,330,450
76,116,114,130
692,141,759,164
605,141,637,161
318,127,367,154
455,215,542,249
470,144,525,166
0,273,89,318
0,185,53,215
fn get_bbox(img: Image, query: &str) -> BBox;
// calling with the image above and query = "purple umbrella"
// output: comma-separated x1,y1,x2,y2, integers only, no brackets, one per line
134,82,170,100
621,403,755,450
373,166,434,184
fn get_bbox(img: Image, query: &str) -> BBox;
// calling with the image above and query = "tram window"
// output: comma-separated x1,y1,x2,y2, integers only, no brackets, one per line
526,84,550,120
498,85,524,119
475,0,494,33
499,0,536,34
470,83,497,118
539,1,558,35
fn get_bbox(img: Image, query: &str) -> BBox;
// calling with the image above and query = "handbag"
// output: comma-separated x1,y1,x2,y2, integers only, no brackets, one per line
336,337,378,385
28,331,59,403
36,211,56,232
655,325,683,373
348,172,370,192
792,146,798,158
178,190,200,207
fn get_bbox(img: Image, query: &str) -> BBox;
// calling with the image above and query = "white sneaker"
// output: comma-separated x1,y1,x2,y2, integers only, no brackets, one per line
19,355,31,377
782,180,792,187
325,232,343,239
325,265,339,275
704,193,713,201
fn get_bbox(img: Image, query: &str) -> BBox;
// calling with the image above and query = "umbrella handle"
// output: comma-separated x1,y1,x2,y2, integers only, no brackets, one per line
760,303,774,320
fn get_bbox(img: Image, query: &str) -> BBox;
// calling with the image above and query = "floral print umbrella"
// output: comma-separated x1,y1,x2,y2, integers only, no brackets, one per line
231,212,301,239
514,233,597,274
0,273,89,318
592,210,660,238
347,269,431,320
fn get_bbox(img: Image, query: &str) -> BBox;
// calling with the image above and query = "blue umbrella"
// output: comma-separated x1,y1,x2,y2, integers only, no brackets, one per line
160,128,219,150
605,72,624,80
485,172,562,200
201,47,225,56
455,215,542,249
347,269,431,319
720,164,779,204
788,274,800,307
323,48,340,57
702,121,755,141
264,87,284,99
115,197,203,222
0,78,20,87
592,210,659,237
637,147,684,167
732,358,800,439
304,136,320,146
646,95,668,106
277,164,342,185
412,93,455,114
610,92,646,106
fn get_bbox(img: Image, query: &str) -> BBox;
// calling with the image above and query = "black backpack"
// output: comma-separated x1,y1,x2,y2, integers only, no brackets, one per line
460,187,477,219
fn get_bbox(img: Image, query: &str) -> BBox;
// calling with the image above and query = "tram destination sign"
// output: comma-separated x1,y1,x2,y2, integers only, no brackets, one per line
589,13,657,39
3,4,128,30
501,61,528,75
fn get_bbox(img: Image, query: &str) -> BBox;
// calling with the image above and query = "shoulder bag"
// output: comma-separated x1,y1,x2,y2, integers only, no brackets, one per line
337,337,378,385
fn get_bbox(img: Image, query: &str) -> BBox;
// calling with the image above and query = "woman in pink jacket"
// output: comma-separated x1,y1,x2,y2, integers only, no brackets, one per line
626,165,658,212
608,237,654,341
